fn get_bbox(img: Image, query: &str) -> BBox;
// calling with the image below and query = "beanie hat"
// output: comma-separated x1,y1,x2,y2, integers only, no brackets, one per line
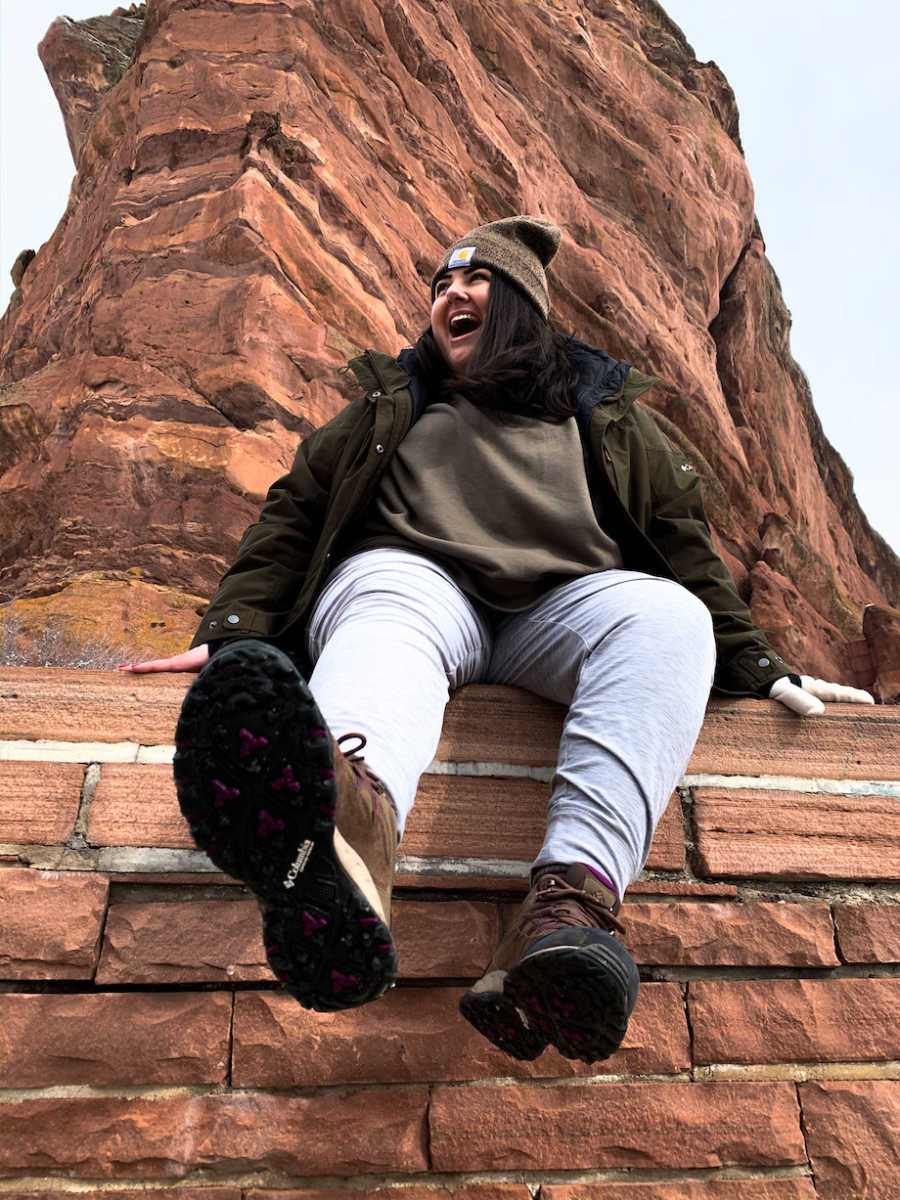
430,216,561,318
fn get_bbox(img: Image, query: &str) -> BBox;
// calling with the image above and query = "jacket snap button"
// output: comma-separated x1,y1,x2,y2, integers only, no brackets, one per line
227,614,240,625
208,620,217,628
375,443,384,454
371,390,382,398
758,656,770,667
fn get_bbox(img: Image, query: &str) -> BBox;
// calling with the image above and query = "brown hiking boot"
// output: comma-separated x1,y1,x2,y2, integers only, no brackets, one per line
330,732,397,927
459,863,639,1063
174,640,397,1010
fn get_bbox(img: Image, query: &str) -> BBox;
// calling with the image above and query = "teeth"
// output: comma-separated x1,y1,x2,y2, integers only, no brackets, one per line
449,313,478,334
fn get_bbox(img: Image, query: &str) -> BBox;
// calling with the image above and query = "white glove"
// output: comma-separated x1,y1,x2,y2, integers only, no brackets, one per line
769,675,875,716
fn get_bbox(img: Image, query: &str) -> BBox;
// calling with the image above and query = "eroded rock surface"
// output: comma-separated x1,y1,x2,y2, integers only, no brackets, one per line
1,0,897,677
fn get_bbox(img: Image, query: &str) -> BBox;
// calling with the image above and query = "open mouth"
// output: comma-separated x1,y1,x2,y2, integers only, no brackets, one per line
448,312,481,340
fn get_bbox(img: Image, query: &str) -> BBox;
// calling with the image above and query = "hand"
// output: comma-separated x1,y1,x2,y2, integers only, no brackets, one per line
118,644,210,674
769,674,875,716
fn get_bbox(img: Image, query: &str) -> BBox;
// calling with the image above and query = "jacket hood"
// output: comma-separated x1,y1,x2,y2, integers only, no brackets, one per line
397,346,430,419
350,341,658,428
561,336,659,434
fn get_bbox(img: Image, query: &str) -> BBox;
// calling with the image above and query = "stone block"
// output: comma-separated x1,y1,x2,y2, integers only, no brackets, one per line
687,698,900,780
623,901,838,966
96,898,268,984
87,763,189,848
85,763,681,872
232,982,689,1087
693,787,900,880
834,903,900,963
95,895,500,984
411,784,679,871
0,868,108,979
627,882,738,897
0,992,230,1086
0,668,188,743
436,685,563,765
391,898,499,977
404,772,549,861
438,693,900,780
429,1081,806,1170
800,1080,900,1199
690,979,900,1064
647,791,686,870
0,761,83,843
0,1089,429,1178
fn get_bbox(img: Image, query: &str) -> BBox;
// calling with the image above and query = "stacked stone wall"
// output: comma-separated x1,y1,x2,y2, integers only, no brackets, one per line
1,669,898,1197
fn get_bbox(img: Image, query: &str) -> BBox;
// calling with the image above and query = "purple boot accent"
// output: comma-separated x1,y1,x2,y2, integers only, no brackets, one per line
239,727,269,757
271,764,301,793
301,909,328,937
330,967,360,994
257,809,286,838
581,862,619,898
211,779,240,807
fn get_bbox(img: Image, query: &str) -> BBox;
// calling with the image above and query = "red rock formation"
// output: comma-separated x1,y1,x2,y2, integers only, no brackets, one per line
1,0,897,683
863,604,900,703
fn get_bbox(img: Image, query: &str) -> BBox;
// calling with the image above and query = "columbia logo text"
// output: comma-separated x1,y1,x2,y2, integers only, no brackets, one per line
283,839,315,889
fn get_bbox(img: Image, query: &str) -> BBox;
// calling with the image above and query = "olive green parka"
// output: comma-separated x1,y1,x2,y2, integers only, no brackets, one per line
191,339,792,697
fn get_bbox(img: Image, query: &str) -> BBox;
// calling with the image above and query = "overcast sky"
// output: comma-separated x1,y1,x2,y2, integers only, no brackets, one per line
1,1,897,554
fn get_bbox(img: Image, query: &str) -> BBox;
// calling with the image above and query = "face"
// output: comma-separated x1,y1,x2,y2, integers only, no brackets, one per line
430,266,492,373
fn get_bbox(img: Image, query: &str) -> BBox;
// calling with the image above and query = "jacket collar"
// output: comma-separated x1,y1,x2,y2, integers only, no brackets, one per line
347,348,429,419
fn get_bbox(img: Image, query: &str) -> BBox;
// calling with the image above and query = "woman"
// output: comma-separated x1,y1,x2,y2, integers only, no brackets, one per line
125,216,872,1064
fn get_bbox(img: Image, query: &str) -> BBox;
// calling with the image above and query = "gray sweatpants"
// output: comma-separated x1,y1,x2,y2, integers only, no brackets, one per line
306,549,715,897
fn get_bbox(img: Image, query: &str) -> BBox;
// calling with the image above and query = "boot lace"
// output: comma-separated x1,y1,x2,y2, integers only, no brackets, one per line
336,732,384,812
520,874,625,939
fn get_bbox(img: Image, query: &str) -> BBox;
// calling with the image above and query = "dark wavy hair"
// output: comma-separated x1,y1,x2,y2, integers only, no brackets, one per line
413,273,579,422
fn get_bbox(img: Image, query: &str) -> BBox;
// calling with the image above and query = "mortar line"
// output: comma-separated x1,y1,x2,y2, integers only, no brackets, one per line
0,1164,817,1192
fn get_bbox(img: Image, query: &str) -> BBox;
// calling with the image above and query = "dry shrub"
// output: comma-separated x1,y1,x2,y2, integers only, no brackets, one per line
0,615,141,669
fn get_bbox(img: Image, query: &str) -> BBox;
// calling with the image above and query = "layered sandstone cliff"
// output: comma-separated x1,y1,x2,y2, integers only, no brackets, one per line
1,0,898,693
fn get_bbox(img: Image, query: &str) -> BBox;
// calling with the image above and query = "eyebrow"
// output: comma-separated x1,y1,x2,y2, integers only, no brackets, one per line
434,266,490,287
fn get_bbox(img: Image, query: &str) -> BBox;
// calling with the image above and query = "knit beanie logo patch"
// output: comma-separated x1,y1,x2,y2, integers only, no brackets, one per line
447,246,476,269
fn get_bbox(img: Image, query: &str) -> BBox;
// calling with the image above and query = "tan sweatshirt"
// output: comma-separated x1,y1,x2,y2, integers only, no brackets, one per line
349,396,624,611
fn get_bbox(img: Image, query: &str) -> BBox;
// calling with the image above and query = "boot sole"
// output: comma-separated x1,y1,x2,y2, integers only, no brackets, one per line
458,979,547,1061
173,641,397,1011
504,936,638,1063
